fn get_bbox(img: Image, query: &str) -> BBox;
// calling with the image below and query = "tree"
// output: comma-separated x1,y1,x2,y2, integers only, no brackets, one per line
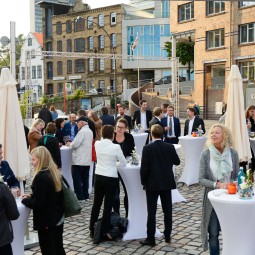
164,41,194,81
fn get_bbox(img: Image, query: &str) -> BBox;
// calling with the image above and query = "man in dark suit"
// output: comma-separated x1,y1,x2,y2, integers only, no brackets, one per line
140,124,180,246
161,105,181,144
77,109,96,139
149,107,163,129
115,105,132,132
184,107,206,136
100,106,115,126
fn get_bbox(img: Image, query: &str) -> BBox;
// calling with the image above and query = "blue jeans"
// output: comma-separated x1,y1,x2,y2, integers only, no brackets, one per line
71,165,90,200
208,209,221,255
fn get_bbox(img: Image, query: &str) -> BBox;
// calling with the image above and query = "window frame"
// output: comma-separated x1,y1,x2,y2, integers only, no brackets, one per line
98,14,104,27
89,58,94,72
88,36,94,50
32,66,36,79
28,38,32,46
57,61,63,75
111,33,117,48
87,16,93,29
110,12,117,25
178,2,194,22
67,60,72,74
66,20,72,33
75,59,85,73
239,22,255,44
74,38,85,52
56,21,62,35
99,58,105,71
67,39,72,52
57,40,62,52
99,35,104,49
75,17,85,32
206,28,225,49
206,1,225,15
37,65,42,78
239,1,255,7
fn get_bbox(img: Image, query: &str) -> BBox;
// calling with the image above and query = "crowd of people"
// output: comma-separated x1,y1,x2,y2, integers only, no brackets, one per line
2,100,246,255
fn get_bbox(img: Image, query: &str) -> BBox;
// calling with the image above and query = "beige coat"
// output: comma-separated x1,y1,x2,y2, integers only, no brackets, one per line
28,128,42,152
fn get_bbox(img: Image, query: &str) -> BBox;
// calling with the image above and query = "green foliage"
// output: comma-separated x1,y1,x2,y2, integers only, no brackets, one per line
66,88,87,100
39,94,49,105
19,90,32,119
164,41,194,80
110,94,121,109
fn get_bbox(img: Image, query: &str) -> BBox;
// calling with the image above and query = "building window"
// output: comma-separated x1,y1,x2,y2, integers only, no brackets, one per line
89,58,94,72
21,67,25,80
99,80,105,89
67,60,72,74
56,21,62,35
31,49,35,59
57,83,63,94
48,84,53,95
150,26,154,35
206,1,225,15
88,36,94,50
46,42,53,51
74,38,85,52
57,41,62,52
207,28,225,49
140,26,144,35
87,16,93,29
111,59,116,70
150,44,154,56
160,25,164,34
178,2,194,22
239,1,255,7
67,39,72,52
161,0,170,18
111,33,117,48
99,35,104,49
75,17,85,31
47,62,53,79
28,38,32,46
110,13,117,25
66,20,72,33
37,65,42,78
75,59,85,73
32,66,36,79
98,14,104,27
99,58,104,71
239,61,255,82
240,23,255,44
57,61,63,75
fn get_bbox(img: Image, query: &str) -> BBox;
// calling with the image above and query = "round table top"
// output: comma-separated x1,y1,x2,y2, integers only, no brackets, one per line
131,133,148,137
208,190,255,205
179,135,207,141
60,146,72,151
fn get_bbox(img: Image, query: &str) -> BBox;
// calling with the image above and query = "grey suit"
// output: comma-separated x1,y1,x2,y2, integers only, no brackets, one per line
199,148,239,251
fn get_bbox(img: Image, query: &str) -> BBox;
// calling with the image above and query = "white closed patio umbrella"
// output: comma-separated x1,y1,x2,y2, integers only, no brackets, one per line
0,68,30,187
225,65,251,162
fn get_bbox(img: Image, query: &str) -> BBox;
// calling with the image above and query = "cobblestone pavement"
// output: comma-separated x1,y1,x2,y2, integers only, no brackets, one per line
24,120,218,255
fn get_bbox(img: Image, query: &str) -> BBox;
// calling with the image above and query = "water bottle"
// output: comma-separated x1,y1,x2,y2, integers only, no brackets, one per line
238,167,245,190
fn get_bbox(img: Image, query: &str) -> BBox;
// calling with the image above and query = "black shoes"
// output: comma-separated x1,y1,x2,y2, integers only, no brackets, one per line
165,236,171,243
139,239,156,247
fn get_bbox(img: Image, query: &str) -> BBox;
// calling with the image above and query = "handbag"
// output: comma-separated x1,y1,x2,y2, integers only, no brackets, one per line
62,177,82,218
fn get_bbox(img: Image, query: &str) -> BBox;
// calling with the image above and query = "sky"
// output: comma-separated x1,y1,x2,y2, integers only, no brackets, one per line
0,0,130,39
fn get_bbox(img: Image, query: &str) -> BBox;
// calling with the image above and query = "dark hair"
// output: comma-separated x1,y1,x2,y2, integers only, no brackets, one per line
245,105,255,119
139,100,147,106
45,122,56,134
153,107,162,117
102,125,114,139
101,106,108,115
118,105,126,110
151,124,163,139
187,107,196,115
161,103,169,109
0,144,2,149
77,109,86,117
55,118,64,129
116,118,128,128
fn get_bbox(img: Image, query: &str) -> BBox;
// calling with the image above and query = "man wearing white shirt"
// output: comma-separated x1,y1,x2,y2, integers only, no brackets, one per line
162,106,181,144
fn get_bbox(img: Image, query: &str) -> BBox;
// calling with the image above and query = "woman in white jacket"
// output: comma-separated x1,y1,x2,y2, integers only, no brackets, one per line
89,125,127,242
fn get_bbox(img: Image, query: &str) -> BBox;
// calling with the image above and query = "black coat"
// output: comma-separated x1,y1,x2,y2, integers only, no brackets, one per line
140,140,180,191
113,132,135,157
100,114,115,126
116,115,132,131
132,110,152,129
0,182,19,247
184,116,206,136
22,169,64,231
149,117,163,129
38,108,53,127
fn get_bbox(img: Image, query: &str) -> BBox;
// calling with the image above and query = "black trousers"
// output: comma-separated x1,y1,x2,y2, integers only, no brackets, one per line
145,189,172,241
0,243,13,255
90,175,118,235
38,224,66,255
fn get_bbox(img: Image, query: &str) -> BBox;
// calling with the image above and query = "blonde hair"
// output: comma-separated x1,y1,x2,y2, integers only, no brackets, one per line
91,111,99,122
206,124,233,149
31,118,45,130
31,146,62,192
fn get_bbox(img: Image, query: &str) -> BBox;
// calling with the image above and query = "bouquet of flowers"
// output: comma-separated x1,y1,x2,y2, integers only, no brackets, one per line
239,170,253,199
196,125,204,137
131,147,139,165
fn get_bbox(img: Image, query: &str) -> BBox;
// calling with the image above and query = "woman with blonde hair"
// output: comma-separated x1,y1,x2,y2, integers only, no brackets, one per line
88,110,103,141
199,124,239,255
22,146,65,255
28,119,45,152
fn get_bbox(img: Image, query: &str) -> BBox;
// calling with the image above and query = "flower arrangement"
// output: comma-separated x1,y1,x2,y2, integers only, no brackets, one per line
196,125,204,137
239,170,253,199
131,147,139,165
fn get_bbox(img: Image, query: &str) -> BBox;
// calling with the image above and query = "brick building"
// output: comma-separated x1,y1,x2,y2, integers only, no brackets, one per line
170,1,255,118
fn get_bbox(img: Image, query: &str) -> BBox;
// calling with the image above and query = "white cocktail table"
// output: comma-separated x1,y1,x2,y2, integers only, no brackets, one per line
132,133,148,156
249,138,255,155
178,136,206,186
60,146,73,190
208,190,255,255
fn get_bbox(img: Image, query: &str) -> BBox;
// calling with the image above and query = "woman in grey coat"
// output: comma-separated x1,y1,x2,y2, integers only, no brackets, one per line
199,124,239,255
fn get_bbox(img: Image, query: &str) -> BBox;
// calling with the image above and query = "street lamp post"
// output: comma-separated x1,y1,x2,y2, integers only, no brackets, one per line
75,16,117,118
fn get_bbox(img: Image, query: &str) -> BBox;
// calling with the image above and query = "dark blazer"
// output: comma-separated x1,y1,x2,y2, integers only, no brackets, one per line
0,182,19,247
140,140,180,191
0,161,20,188
63,121,78,138
56,128,65,145
100,114,115,126
132,110,152,129
113,132,135,157
184,116,206,136
22,169,64,231
149,117,163,129
161,116,181,140
116,115,132,131
38,108,53,127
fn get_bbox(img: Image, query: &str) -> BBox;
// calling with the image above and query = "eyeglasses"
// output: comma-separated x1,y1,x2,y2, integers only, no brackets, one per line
116,126,126,129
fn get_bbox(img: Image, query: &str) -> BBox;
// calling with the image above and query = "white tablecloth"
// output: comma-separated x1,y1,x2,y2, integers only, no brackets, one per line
249,138,255,154
208,190,255,255
60,146,74,190
11,200,31,255
178,136,206,186
118,164,163,241
132,133,148,156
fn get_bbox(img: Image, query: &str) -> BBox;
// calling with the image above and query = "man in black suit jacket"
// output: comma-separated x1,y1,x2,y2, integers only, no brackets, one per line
140,124,180,246
184,107,205,136
149,107,163,129
100,106,115,126
115,105,132,132
161,105,181,144
132,100,152,130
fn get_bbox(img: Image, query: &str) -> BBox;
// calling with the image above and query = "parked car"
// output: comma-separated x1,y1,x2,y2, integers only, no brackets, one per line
34,109,68,120
155,75,186,85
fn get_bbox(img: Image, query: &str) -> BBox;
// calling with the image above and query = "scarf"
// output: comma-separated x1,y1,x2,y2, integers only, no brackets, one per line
43,134,55,145
209,145,232,181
